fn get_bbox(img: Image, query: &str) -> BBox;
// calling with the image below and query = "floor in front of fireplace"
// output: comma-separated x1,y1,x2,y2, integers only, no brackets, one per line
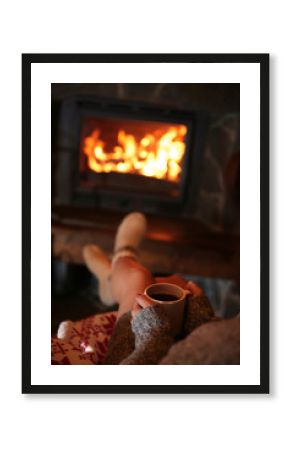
51,260,118,336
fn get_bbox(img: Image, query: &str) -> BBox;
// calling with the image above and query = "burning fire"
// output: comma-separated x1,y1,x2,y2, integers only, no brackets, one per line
82,124,187,182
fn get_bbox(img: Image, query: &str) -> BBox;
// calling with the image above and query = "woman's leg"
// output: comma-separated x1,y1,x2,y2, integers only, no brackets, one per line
111,212,154,317
83,212,153,317
83,246,154,317
111,255,154,318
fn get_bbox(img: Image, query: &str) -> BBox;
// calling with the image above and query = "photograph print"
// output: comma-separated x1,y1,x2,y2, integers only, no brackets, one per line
22,54,269,393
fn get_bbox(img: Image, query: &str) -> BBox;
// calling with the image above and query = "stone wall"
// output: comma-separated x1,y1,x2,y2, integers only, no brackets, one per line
52,83,239,113
194,113,240,232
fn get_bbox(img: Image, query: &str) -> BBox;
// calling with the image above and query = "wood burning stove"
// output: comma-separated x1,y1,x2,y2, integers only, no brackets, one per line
53,97,208,217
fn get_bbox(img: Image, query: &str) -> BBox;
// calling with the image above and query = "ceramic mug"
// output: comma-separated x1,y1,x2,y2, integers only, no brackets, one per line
144,283,190,336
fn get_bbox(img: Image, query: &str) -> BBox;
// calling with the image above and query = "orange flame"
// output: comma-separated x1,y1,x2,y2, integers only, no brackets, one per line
82,124,187,182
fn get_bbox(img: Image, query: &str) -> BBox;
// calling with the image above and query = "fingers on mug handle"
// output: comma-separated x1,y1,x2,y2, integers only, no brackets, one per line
136,293,154,308
186,281,204,297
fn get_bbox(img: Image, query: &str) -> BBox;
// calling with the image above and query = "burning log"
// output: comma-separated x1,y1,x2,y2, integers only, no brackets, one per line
82,123,187,182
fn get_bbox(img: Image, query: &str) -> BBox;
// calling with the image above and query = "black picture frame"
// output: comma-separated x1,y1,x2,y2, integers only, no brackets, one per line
22,53,269,394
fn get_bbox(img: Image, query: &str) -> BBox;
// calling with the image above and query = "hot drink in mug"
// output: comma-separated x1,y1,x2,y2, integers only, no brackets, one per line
144,283,191,336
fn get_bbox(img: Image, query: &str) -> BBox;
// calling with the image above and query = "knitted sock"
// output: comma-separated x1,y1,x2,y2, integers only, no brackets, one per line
112,212,147,265
83,244,115,306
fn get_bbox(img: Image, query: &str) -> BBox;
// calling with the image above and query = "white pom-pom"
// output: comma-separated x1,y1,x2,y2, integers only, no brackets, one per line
57,320,73,340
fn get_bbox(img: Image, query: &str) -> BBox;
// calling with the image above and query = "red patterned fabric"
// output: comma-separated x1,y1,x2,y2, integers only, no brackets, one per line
51,312,117,365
